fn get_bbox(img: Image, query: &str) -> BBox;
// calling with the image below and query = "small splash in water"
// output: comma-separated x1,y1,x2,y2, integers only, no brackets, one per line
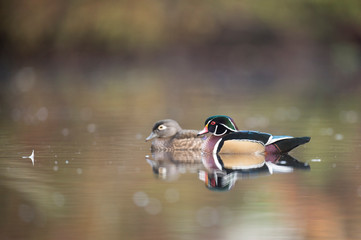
22,150,35,166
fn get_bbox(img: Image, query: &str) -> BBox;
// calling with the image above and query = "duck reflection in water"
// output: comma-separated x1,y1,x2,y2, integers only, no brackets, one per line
199,153,310,191
146,151,203,181
146,151,310,190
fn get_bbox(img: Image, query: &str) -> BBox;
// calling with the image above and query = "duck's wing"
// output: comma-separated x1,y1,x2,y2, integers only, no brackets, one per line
172,130,204,150
266,136,311,153
218,131,310,154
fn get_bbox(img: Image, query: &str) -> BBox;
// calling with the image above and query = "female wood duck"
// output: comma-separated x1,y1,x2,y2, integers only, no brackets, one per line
146,119,205,151
197,115,310,154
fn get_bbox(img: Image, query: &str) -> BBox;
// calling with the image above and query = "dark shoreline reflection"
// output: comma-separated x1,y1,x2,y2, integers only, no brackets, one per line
146,151,310,190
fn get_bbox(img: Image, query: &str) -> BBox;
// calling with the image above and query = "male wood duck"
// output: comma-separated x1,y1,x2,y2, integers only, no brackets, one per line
146,119,205,151
197,115,310,154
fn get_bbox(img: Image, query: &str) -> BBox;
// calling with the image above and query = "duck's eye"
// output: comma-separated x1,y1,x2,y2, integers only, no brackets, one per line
158,125,167,130
210,121,216,125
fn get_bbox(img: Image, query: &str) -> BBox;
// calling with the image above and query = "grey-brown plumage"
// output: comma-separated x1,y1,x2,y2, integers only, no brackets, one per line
146,119,204,151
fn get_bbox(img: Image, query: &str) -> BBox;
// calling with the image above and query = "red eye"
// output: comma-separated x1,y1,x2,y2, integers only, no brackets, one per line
210,121,216,125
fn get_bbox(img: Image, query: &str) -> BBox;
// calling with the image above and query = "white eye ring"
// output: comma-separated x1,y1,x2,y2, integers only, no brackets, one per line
158,125,167,130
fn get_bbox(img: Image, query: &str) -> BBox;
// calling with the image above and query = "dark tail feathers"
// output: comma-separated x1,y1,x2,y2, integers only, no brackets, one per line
272,137,311,153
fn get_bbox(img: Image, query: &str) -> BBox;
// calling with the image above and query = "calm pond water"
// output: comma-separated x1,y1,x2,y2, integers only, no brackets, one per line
0,63,361,240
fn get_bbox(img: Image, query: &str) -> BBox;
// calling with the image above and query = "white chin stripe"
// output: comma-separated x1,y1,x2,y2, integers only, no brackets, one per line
214,125,227,136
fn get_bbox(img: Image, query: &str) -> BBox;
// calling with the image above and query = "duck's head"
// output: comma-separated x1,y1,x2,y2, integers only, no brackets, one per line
146,119,182,141
198,115,238,136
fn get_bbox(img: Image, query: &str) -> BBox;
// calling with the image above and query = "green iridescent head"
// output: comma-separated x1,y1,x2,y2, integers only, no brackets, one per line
198,115,239,136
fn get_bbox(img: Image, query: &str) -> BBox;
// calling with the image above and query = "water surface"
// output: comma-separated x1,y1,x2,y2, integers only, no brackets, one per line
0,65,360,240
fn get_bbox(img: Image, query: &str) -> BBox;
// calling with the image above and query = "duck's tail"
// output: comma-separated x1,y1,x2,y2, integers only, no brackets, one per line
267,137,311,153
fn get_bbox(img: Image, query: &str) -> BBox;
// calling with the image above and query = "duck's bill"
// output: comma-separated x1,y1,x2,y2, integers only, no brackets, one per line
145,132,157,141
197,126,209,136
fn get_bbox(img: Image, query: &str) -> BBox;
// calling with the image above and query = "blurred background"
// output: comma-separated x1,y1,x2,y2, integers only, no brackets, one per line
0,1,361,240
0,0,360,123
1,0,361,96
